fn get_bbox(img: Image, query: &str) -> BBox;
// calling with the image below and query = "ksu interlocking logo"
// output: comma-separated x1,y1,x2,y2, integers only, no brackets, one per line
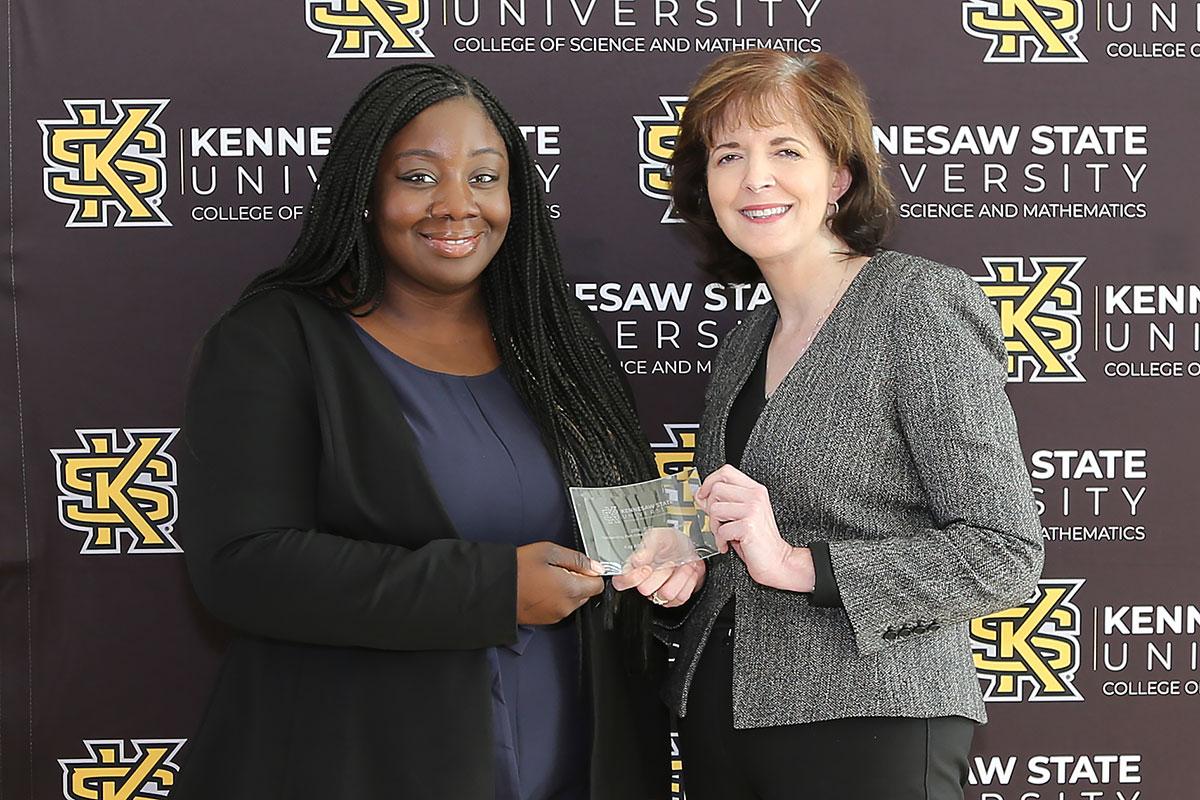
664,468,713,542
963,0,1087,63
635,97,688,223
59,739,184,800
39,100,170,227
306,0,433,58
670,732,685,800
52,429,181,554
975,256,1085,383
651,423,699,477
971,579,1085,702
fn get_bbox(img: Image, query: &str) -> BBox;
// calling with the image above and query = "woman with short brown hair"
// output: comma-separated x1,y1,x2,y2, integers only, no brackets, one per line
645,49,1043,800
670,48,893,281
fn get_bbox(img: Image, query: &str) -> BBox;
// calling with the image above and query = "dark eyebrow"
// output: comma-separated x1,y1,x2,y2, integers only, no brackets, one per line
394,148,439,160
393,147,505,160
712,137,807,153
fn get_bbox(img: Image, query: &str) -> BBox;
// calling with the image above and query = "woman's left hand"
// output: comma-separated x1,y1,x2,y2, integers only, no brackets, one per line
696,464,815,593
612,559,706,608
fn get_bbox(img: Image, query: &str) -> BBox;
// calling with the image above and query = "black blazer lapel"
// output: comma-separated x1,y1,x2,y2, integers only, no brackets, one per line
294,296,462,547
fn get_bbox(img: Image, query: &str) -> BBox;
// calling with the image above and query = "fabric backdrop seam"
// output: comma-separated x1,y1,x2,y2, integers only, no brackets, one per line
6,1,36,797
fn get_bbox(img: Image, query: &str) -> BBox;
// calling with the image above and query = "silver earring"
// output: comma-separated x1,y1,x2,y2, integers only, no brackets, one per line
362,208,370,221
828,200,840,217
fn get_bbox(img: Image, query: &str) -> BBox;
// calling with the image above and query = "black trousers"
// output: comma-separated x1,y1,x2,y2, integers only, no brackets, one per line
676,626,974,800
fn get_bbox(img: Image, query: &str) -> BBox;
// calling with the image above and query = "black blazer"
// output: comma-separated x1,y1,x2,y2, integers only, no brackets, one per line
174,289,668,799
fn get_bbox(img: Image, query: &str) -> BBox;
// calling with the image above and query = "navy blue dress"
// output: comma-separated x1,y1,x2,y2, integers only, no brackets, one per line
354,323,589,800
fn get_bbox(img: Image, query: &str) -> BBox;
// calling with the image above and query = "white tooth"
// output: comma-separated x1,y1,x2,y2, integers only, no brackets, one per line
743,205,787,218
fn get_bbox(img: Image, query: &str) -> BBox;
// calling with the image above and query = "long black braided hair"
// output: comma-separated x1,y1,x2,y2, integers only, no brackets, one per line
241,64,659,661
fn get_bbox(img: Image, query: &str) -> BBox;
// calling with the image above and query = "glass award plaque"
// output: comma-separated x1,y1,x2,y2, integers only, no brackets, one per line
568,467,719,576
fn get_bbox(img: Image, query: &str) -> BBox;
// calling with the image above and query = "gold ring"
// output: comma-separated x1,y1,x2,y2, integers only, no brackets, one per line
651,591,669,606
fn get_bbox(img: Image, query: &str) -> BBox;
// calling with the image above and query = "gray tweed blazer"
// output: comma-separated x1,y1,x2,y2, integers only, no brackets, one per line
663,250,1043,728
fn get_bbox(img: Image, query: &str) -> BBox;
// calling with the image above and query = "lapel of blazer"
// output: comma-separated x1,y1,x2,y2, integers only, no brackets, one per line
718,252,892,476
696,251,891,478
295,293,462,543
697,305,777,475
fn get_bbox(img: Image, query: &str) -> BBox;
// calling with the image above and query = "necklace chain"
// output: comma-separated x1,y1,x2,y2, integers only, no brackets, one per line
765,265,853,399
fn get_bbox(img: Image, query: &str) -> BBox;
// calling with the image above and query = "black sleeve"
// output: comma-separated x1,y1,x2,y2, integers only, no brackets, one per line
806,540,844,608
181,298,518,651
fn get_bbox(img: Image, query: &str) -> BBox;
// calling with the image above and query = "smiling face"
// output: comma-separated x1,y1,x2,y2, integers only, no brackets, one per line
705,109,850,271
370,96,510,297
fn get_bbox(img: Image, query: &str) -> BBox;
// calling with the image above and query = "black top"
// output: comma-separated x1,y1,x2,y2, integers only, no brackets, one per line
718,336,843,626
723,333,768,470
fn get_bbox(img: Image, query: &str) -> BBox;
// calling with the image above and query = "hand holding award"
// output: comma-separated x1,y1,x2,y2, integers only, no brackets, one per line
568,468,716,607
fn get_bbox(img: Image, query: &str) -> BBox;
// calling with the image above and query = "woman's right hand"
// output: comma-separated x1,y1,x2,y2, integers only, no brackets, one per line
515,542,605,625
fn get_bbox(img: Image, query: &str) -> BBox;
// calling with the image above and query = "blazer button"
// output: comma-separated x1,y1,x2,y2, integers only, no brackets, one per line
883,630,897,640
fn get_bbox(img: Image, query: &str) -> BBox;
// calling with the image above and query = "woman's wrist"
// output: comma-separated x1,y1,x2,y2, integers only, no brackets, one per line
765,545,816,593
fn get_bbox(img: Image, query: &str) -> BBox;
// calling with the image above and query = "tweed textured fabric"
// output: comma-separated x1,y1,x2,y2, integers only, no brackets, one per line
662,250,1044,728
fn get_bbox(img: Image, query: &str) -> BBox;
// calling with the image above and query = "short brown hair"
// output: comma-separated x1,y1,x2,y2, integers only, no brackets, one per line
670,50,893,283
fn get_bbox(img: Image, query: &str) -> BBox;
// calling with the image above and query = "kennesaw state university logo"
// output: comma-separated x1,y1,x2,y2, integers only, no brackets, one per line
635,97,687,224
670,733,684,800
306,0,434,58
59,739,184,800
971,579,1085,702
963,0,1087,63
651,423,699,477
975,256,1085,383
39,99,170,227
52,429,181,554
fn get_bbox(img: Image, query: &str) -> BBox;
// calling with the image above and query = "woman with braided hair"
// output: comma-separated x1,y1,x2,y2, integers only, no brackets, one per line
174,64,672,799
